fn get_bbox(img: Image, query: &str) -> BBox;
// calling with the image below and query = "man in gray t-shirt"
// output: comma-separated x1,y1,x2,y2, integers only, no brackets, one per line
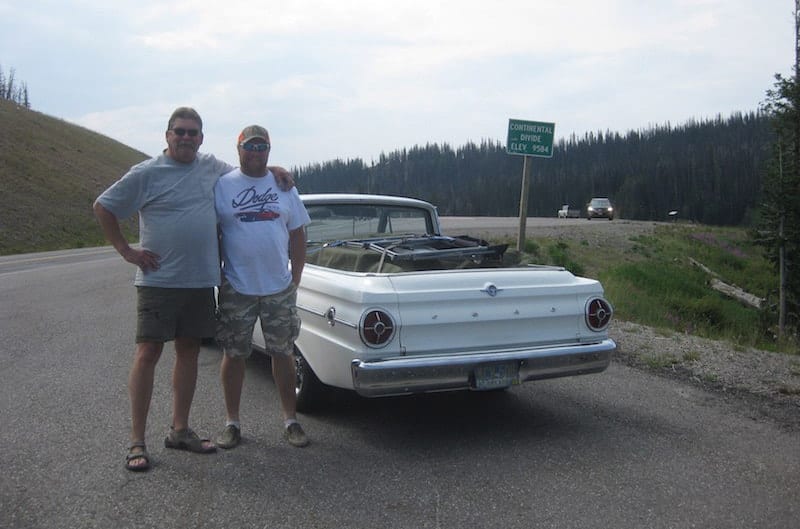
94,107,293,472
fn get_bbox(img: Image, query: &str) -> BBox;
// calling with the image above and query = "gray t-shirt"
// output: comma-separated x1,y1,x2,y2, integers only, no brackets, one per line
97,152,233,288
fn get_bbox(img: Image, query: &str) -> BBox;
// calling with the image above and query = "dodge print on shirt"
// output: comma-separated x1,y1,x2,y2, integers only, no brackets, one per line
235,210,281,222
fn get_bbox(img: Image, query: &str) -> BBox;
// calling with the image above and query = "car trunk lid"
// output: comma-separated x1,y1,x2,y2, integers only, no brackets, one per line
387,268,605,356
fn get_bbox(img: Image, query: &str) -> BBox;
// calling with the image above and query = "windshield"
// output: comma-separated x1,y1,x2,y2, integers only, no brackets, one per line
305,204,434,243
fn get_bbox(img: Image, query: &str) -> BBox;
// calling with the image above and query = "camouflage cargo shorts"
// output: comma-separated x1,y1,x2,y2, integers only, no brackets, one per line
216,279,301,359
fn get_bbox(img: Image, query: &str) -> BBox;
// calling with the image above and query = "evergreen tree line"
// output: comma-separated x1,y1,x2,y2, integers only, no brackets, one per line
0,65,30,108
295,111,773,226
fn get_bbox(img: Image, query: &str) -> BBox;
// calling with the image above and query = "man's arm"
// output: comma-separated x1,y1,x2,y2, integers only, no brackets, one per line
93,201,160,272
288,226,306,286
268,166,295,191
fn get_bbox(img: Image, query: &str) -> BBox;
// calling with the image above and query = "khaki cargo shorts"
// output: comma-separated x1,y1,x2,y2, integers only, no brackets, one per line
215,279,300,359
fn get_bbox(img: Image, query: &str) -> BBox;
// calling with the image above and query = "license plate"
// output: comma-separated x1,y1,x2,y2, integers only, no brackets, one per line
473,362,519,390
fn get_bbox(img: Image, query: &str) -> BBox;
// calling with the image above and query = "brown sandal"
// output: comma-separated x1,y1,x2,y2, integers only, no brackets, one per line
164,427,216,454
125,442,150,472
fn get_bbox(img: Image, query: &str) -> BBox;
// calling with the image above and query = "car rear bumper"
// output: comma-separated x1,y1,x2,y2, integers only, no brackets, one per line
350,339,616,397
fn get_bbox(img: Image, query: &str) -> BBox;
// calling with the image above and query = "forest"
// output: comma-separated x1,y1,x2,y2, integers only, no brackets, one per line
0,64,30,107
294,111,773,226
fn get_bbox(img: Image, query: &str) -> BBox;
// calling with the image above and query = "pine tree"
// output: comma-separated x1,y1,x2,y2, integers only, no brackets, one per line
754,1,800,341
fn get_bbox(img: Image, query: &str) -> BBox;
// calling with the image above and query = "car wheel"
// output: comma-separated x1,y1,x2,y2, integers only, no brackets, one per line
294,347,325,413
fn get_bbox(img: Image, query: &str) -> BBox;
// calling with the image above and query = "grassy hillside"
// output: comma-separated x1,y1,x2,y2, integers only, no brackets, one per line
0,99,148,254
493,222,795,353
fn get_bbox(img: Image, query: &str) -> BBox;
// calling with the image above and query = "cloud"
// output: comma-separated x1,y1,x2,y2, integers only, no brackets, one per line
1,0,793,167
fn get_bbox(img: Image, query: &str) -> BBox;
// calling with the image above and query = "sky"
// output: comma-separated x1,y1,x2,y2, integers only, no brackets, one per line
0,1,795,169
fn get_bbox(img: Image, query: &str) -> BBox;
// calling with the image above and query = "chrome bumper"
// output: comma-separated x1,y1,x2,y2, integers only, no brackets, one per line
350,339,616,397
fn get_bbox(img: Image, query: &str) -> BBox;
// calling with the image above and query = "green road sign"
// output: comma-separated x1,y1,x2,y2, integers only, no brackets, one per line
506,119,555,157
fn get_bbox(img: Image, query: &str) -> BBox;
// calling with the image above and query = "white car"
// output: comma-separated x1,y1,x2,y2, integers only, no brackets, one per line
253,194,615,411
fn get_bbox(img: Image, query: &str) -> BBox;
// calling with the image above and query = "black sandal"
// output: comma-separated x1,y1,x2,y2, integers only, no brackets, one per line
125,442,150,472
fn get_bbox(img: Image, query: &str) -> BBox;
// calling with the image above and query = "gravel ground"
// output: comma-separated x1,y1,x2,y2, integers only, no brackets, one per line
610,319,800,429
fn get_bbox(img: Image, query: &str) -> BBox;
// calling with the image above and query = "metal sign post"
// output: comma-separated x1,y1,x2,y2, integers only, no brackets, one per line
506,119,555,251
517,156,532,251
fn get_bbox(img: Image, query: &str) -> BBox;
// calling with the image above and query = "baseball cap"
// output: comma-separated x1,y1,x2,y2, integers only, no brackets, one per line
238,125,269,144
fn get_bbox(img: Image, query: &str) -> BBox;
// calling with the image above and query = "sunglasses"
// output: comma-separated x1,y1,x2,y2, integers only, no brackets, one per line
171,128,201,137
241,142,270,152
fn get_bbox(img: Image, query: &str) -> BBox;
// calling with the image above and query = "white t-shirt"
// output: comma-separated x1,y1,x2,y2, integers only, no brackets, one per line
214,168,310,296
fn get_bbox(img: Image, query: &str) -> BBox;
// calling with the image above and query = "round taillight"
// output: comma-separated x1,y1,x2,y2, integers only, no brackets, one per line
585,298,613,331
359,309,395,348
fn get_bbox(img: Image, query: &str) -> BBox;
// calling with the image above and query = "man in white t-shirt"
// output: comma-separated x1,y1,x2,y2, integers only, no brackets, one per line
214,125,311,449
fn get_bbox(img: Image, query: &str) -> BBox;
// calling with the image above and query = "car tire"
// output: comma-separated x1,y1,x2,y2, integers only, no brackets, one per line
294,347,325,413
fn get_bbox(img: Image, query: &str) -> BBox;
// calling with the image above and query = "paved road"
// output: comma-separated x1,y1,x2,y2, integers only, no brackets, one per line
0,246,120,273
1,242,798,529
438,215,654,241
440,215,586,232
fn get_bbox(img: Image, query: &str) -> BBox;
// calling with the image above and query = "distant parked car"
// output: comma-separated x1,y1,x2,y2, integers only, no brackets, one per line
251,193,616,411
586,197,614,220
